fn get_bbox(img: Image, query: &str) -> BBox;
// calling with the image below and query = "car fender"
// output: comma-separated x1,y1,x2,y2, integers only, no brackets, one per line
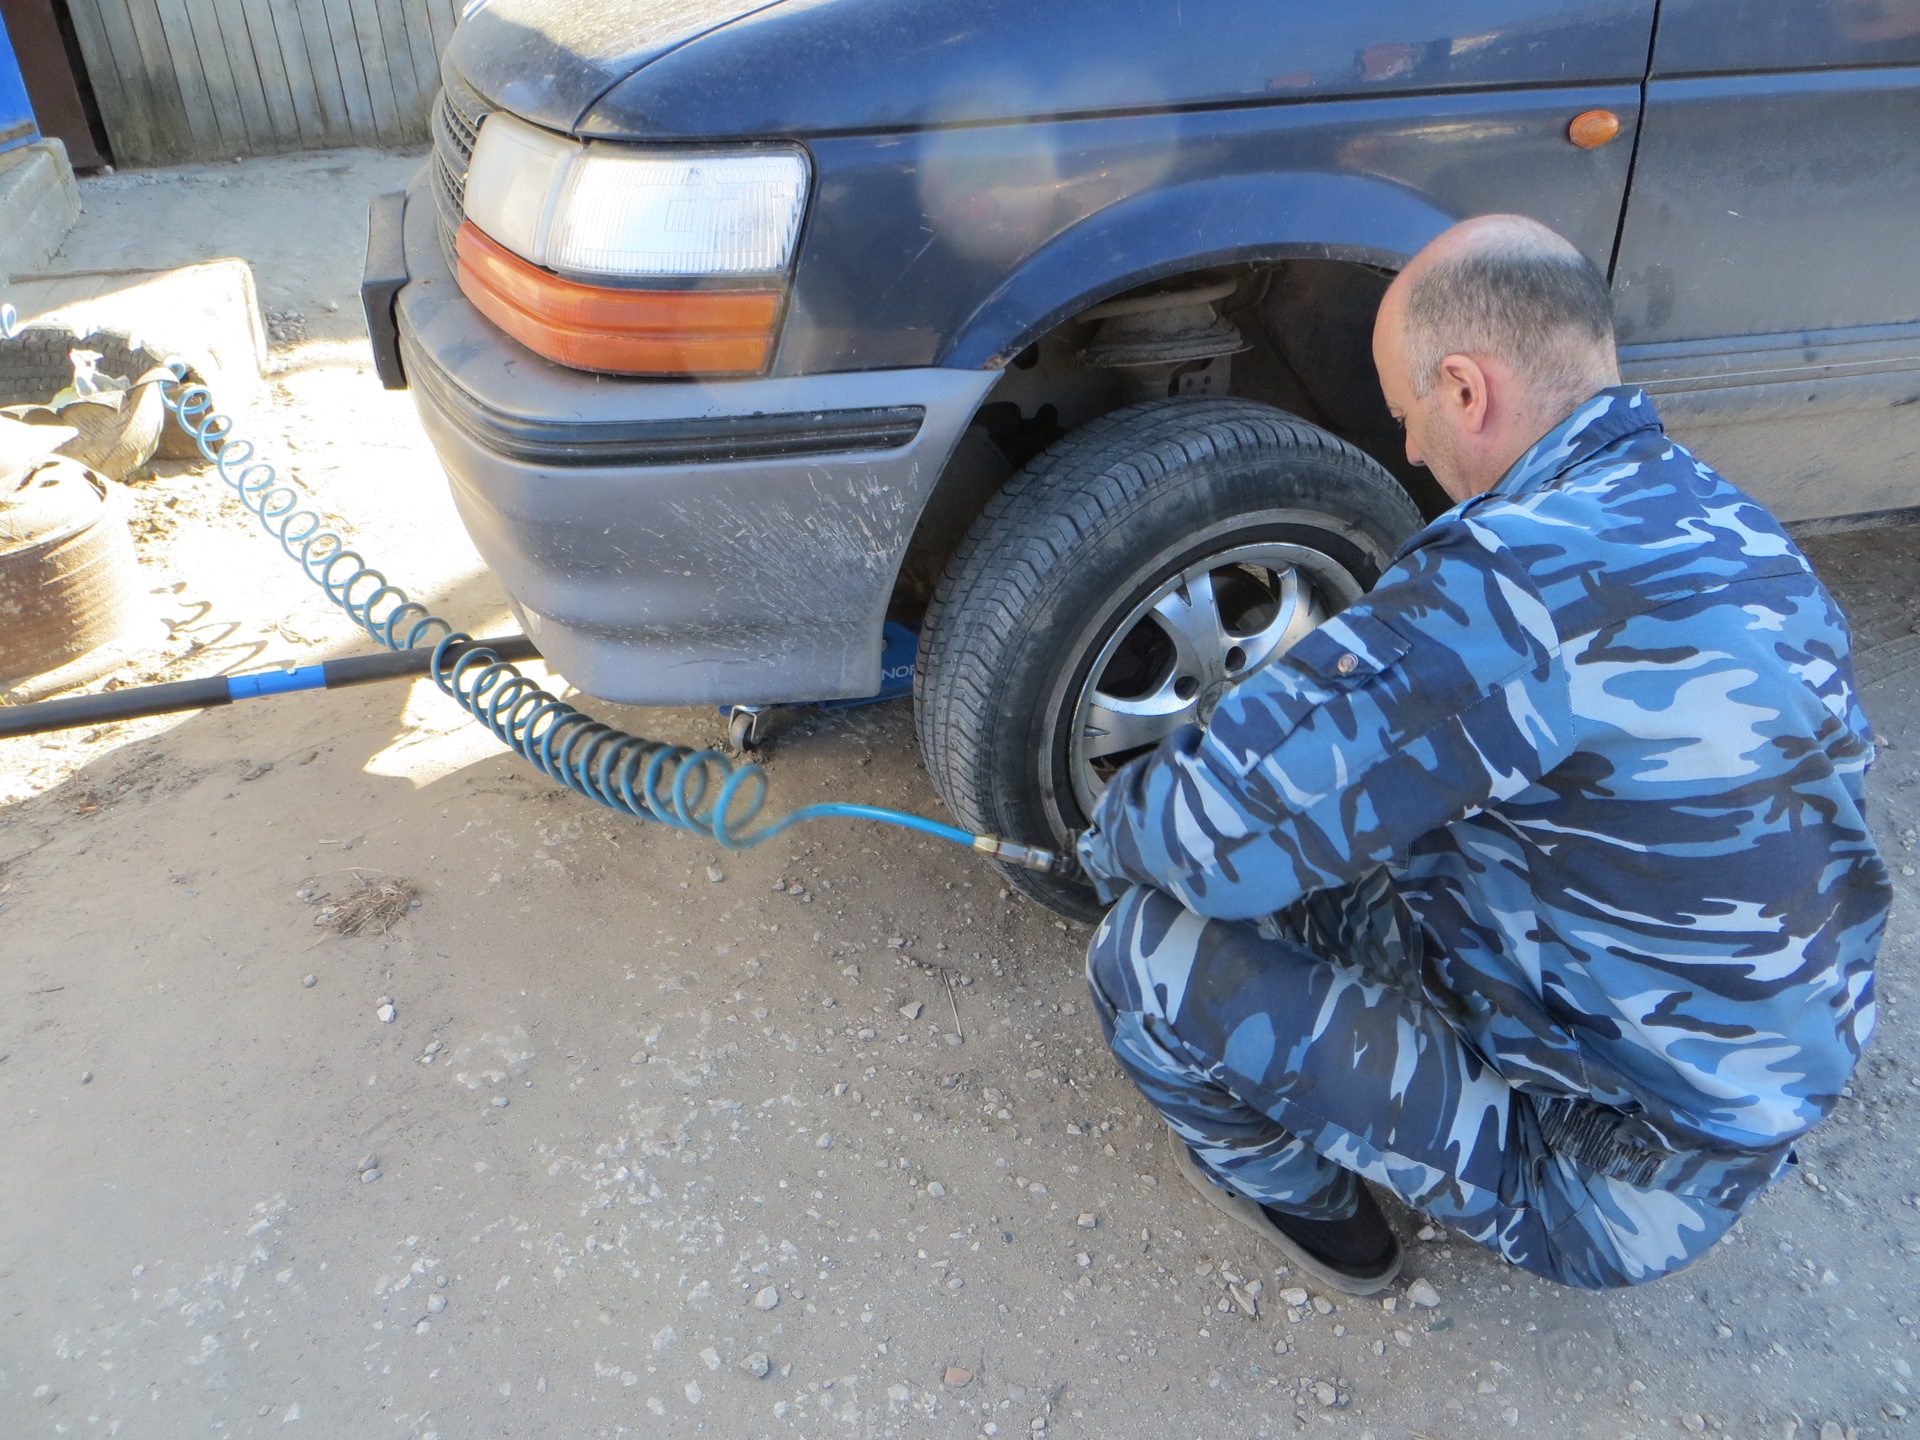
938,171,1456,371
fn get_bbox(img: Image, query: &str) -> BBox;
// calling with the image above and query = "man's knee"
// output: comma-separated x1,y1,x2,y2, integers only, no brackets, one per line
1084,884,1199,1026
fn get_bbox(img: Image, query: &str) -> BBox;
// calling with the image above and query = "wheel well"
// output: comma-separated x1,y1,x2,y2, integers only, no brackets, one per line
890,259,1448,621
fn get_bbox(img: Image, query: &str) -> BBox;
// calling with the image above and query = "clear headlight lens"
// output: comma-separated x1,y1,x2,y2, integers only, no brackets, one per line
464,112,809,278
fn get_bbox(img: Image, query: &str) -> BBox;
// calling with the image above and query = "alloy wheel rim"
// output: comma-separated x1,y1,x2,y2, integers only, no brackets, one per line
1065,541,1354,816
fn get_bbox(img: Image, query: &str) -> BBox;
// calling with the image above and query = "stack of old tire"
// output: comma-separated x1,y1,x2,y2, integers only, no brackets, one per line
0,324,170,695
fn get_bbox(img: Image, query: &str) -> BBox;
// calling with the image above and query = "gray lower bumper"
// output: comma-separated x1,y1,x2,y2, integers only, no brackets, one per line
384,176,995,706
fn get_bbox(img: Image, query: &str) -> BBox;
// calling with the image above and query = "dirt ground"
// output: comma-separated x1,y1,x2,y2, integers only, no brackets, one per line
3,150,1918,1440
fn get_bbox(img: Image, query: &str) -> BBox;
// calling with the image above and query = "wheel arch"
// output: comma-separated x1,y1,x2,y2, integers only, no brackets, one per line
937,171,1456,371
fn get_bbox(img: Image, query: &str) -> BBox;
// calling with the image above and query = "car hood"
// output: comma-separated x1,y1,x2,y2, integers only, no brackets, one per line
453,0,1655,141
445,0,794,131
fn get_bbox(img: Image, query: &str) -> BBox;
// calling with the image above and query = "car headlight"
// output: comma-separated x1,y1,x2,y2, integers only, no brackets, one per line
455,111,811,376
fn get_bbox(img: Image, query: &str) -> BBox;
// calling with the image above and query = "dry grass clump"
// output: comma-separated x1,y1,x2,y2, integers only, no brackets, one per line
313,875,418,937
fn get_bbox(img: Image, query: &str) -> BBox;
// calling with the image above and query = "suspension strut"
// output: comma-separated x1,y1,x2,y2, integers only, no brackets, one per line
0,374,1072,878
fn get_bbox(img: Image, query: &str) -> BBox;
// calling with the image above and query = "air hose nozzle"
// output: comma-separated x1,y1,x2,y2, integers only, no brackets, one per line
971,835,1080,877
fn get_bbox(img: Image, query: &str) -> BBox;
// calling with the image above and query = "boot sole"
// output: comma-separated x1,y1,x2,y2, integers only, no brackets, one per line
1167,1126,1404,1297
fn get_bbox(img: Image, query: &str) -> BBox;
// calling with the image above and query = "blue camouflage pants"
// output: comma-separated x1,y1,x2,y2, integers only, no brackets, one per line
1086,876,1780,1289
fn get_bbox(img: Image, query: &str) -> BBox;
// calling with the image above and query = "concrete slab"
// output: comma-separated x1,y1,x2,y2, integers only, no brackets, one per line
0,138,78,277
6,257,267,416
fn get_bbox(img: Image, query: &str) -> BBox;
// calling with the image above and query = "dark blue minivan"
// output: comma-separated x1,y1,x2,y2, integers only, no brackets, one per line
365,0,1920,915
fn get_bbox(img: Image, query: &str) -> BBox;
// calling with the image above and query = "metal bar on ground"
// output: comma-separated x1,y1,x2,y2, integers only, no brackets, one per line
0,633,539,738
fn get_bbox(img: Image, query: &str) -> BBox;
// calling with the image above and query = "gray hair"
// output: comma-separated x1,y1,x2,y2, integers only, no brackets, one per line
1400,220,1616,404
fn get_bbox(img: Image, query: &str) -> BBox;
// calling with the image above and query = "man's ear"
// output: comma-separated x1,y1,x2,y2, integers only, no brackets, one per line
1436,353,1491,434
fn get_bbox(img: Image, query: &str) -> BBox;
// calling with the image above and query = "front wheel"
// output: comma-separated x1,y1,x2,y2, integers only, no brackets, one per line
914,399,1422,919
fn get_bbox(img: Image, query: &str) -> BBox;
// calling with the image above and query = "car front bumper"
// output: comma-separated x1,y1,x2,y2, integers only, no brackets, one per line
366,176,994,706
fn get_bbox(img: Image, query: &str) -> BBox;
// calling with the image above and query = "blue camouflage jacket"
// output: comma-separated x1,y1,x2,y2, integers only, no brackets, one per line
1080,387,1888,1158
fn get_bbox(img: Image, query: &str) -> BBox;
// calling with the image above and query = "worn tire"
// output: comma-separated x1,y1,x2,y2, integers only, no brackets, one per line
914,398,1422,919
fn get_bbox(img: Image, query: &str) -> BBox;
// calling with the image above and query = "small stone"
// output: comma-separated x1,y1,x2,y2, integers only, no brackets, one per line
927,1181,947,1199
700,1347,721,1371
741,1351,770,1379
1715,1323,1733,1339
377,1003,396,1024
1229,1283,1258,1318
753,1286,779,1310
816,1132,833,1150
1311,1294,1335,1315
414,1319,430,1335
356,1152,378,1173
1820,1424,1845,1440
1314,1380,1338,1407
886,936,906,949
900,1002,923,1020
1380,1296,1397,1313
1503,1407,1520,1427
944,1033,963,1047
361,1168,381,1184
706,866,725,883
491,1096,509,1108
436,1274,448,1289
1278,1286,1308,1308
944,1365,973,1388
1077,1213,1098,1229
1406,1278,1441,1308
81,1071,92,1084
1393,1329,1413,1348
1416,1225,1439,1241
302,974,317,988
1682,1415,1706,1434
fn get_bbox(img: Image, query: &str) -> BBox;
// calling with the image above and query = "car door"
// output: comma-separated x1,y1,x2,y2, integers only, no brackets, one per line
1610,0,1920,524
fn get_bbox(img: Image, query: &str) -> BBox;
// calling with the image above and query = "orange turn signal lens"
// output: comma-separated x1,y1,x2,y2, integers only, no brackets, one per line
1568,109,1621,149
454,222,782,376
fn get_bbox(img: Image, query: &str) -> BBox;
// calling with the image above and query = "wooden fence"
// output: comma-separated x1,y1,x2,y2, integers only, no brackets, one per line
64,0,454,165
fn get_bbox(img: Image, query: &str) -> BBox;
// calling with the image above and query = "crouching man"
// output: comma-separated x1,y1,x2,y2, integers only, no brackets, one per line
1076,215,1889,1292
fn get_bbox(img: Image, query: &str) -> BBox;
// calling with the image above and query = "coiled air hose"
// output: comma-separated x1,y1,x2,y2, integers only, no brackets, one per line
156,375,1067,873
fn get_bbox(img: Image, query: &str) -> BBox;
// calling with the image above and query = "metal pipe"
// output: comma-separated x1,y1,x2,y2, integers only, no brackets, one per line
0,634,540,739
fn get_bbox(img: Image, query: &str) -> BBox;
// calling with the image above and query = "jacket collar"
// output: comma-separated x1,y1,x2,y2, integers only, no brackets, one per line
1474,385,1662,508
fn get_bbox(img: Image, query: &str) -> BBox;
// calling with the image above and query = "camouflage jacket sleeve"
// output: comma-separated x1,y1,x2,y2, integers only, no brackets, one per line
1078,517,1576,920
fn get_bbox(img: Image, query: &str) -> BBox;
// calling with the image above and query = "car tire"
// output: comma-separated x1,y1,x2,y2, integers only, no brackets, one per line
914,398,1423,919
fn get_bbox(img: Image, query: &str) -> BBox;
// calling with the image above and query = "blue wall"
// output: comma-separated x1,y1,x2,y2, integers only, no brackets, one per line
0,8,42,156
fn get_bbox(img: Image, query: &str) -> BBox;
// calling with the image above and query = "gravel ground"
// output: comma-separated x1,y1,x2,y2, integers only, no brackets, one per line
1,150,1916,1440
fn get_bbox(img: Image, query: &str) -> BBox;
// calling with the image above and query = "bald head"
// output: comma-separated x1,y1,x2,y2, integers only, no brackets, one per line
1372,216,1622,502
1393,215,1617,409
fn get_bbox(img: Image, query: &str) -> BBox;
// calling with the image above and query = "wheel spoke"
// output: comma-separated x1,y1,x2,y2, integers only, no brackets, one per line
1081,683,1196,761
1149,567,1230,680
1230,566,1322,672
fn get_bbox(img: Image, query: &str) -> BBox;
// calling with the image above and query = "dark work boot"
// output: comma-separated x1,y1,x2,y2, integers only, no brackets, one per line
1167,1125,1404,1295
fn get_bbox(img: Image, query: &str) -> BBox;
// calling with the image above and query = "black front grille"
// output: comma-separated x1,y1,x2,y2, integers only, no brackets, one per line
431,72,492,261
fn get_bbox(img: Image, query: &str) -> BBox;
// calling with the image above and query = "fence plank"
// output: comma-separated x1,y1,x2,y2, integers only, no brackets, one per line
370,0,423,141
319,0,378,141
341,0,399,139
137,0,222,158
289,0,352,140
206,0,282,149
391,0,441,125
257,0,328,144
421,0,454,72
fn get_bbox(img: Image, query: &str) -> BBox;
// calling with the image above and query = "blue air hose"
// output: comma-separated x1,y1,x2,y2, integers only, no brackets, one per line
157,375,1064,872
